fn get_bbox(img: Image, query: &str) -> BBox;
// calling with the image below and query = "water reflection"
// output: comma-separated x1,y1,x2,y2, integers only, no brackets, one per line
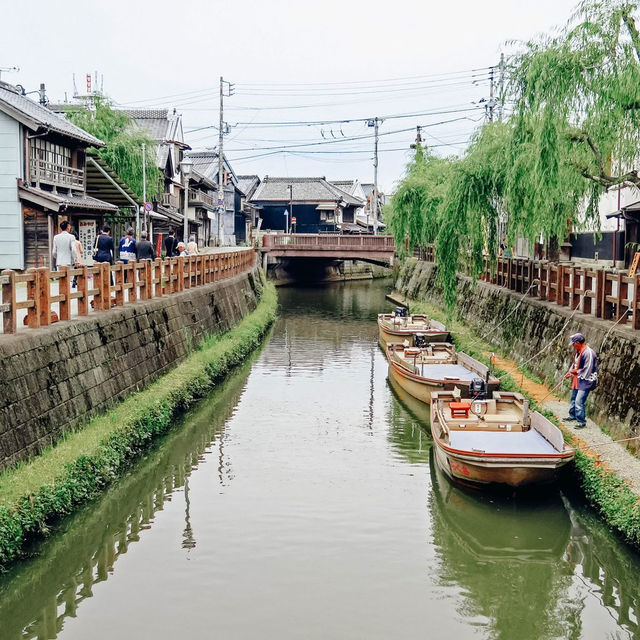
0,280,639,640
0,359,254,640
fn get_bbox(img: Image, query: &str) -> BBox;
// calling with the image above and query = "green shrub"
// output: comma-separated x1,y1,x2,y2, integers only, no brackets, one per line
0,283,277,570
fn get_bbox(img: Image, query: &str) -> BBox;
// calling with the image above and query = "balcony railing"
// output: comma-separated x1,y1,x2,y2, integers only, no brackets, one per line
189,188,216,208
161,192,180,210
29,159,85,190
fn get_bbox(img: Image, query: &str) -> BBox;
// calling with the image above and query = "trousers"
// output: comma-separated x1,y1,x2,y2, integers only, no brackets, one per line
569,388,590,425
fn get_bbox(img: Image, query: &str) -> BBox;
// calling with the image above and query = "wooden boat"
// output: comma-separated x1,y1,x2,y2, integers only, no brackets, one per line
377,312,450,346
430,390,574,488
386,343,500,404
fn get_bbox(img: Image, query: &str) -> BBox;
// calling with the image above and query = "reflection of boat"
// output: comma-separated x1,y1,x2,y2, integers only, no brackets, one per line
386,343,500,404
431,390,574,488
377,311,449,346
430,448,571,560
387,367,431,425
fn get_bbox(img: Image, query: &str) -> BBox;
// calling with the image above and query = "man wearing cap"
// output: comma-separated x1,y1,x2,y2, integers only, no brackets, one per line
564,333,598,428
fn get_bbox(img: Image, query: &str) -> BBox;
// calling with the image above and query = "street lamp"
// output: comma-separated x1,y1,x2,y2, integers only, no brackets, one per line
180,156,194,243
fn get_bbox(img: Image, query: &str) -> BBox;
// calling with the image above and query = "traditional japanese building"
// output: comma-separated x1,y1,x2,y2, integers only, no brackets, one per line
0,80,116,270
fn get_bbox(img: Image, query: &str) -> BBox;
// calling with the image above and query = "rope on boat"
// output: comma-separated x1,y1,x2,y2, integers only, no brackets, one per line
576,435,640,451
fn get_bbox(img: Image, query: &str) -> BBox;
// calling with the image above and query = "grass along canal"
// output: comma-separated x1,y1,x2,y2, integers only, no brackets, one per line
0,279,639,639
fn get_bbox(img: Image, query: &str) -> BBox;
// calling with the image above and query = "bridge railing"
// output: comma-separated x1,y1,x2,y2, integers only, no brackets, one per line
0,248,256,335
418,245,640,331
262,233,395,250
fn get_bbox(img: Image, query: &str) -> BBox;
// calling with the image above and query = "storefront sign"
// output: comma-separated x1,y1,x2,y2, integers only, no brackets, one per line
78,219,97,264
630,252,640,278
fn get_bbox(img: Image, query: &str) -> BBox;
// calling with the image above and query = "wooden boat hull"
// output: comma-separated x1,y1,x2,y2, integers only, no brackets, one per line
430,394,574,488
433,444,571,487
378,324,449,346
387,357,443,405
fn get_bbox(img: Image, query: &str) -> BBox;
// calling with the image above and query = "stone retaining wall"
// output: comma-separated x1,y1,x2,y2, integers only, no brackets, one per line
396,260,640,445
0,268,265,470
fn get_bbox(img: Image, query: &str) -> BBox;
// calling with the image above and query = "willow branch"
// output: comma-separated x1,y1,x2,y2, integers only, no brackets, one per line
622,10,640,64
567,130,607,178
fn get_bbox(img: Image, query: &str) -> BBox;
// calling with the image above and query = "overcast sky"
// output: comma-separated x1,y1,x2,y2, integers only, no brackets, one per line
2,0,581,192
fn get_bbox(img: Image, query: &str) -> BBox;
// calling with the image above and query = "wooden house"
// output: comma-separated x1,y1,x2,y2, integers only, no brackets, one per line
0,80,116,270
249,176,364,234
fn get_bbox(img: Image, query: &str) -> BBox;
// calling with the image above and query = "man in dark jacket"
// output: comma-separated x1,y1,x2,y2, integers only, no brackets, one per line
164,229,178,257
136,231,156,260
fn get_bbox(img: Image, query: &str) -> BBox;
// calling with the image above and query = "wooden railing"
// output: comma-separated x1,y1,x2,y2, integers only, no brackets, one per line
262,233,395,249
189,188,216,208
161,192,180,210
418,247,640,331
0,249,256,335
29,158,85,189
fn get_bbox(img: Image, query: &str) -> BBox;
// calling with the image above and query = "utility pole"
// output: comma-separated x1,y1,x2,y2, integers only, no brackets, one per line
38,83,47,105
498,53,505,121
217,77,234,246
368,117,382,235
488,65,495,123
141,142,146,235
288,184,293,234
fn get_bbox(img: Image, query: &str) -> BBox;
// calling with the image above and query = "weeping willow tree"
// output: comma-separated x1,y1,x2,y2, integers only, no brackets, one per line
386,146,456,256
436,123,512,307
389,0,640,308
68,98,161,201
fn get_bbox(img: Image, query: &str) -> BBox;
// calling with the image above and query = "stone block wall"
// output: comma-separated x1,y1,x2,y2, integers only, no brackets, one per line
396,260,640,444
0,268,265,470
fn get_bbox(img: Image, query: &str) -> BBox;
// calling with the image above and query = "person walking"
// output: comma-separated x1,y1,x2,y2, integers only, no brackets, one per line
564,333,598,428
165,229,179,257
135,230,156,260
94,225,114,264
52,221,77,270
186,235,198,256
118,228,137,264
70,228,83,289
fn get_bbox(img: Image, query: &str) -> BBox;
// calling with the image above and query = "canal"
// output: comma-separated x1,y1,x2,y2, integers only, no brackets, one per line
1,280,639,639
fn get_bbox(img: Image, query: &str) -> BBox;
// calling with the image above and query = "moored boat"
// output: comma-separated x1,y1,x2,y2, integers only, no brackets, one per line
378,308,450,346
386,343,500,404
430,390,574,488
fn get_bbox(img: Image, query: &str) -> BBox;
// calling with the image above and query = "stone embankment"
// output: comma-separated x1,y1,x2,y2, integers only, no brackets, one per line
0,267,265,471
397,260,640,446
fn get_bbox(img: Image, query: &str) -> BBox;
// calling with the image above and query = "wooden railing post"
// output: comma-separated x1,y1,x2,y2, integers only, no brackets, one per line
37,266,51,326
2,269,17,334
163,259,172,295
26,268,40,328
154,259,163,297
77,266,89,316
114,262,125,307
177,257,184,291
102,263,112,310
58,265,71,321
129,263,138,304
144,259,153,299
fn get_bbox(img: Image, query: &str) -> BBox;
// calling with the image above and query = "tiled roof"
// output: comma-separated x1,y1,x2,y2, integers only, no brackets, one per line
0,82,103,146
236,175,260,198
251,176,362,205
19,185,118,212
186,150,236,186
330,179,356,193
120,108,170,141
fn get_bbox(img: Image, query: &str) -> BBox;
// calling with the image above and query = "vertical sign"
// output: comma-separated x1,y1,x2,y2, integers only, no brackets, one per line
78,219,97,264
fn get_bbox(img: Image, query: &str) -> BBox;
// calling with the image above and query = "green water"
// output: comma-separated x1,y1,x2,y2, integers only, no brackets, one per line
0,280,638,639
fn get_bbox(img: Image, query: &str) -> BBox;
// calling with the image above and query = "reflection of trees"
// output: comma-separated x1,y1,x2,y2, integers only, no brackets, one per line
0,360,253,640
562,493,640,637
429,455,581,639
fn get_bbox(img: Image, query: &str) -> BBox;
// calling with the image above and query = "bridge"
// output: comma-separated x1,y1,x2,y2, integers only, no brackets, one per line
261,234,396,266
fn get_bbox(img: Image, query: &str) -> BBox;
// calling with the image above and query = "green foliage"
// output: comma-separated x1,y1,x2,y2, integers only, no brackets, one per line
388,0,640,308
0,283,277,570
387,148,456,256
68,98,161,201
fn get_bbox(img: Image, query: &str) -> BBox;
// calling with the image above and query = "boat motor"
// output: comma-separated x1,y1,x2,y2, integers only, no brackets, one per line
394,306,408,318
469,377,487,400
414,333,429,348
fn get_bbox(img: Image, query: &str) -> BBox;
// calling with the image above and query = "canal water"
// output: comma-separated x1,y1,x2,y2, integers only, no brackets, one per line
1,280,639,640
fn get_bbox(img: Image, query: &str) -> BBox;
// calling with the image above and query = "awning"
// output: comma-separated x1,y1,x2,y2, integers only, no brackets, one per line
150,210,169,220
316,203,338,210
18,185,118,213
86,156,141,210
